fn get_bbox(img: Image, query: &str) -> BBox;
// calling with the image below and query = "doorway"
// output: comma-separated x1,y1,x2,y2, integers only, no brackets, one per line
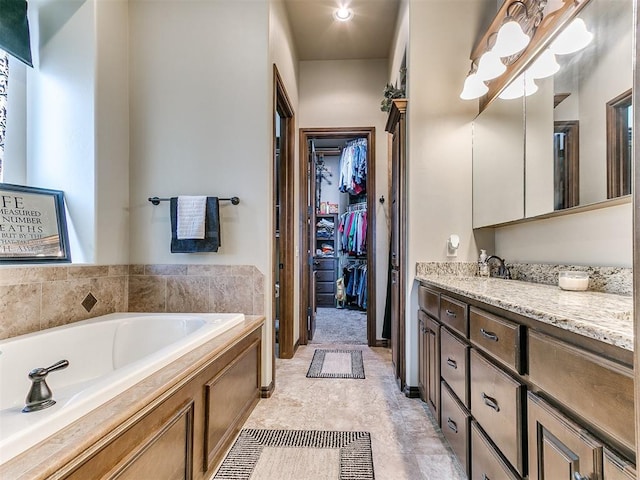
273,66,295,366
299,127,376,347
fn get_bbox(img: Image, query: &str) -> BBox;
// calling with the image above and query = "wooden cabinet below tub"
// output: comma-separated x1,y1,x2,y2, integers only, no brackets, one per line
54,322,262,480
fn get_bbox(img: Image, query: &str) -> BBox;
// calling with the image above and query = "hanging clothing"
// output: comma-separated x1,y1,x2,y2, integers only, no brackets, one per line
342,263,367,310
338,138,367,195
339,209,367,256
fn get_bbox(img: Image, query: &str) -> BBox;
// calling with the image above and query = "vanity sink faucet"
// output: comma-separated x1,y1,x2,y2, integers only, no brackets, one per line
486,255,511,279
23,359,69,413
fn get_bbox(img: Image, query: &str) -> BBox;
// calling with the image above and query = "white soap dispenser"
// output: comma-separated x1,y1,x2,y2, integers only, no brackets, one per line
478,249,490,277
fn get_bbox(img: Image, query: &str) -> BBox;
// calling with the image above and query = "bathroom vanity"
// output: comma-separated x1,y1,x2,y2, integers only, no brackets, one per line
0,315,264,480
417,275,635,479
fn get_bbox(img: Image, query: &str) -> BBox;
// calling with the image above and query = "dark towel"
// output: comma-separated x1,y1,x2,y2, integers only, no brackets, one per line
170,197,220,253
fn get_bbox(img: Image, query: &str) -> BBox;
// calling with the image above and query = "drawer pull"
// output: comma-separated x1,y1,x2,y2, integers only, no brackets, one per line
446,358,458,369
446,417,458,433
573,473,588,480
445,309,457,318
480,328,499,342
482,392,500,412
482,475,491,480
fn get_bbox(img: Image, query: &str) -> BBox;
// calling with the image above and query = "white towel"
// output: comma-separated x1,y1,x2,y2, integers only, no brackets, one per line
177,196,207,239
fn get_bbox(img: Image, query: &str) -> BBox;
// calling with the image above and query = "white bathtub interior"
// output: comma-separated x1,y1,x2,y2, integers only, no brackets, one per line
0,312,245,465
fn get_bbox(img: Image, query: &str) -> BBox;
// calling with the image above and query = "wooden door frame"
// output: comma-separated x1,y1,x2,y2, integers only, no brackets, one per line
298,127,377,347
273,65,296,371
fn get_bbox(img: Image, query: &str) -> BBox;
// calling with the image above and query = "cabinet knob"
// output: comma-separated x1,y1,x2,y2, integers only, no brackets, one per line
480,328,499,342
446,417,458,433
446,358,458,369
481,392,500,412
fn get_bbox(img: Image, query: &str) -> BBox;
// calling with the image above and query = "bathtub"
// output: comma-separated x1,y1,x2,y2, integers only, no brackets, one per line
0,312,245,465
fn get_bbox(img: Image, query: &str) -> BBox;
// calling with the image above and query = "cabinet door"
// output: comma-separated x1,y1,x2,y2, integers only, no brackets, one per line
528,392,603,480
426,317,440,424
418,312,428,401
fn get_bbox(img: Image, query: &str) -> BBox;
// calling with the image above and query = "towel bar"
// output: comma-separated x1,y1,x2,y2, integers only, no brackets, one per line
148,196,240,206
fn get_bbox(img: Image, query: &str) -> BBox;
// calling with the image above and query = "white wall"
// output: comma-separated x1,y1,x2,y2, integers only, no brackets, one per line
128,0,271,271
95,0,129,264
403,0,493,387
298,58,391,339
27,0,97,263
495,202,632,266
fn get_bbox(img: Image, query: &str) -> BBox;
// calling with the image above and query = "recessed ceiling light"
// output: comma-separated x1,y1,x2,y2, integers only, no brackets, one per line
334,6,353,22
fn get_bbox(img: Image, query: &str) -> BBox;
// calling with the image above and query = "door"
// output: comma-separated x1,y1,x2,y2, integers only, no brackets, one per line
307,140,317,341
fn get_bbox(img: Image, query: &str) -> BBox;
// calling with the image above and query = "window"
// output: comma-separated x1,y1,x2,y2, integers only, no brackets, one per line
0,50,7,180
606,89,632,198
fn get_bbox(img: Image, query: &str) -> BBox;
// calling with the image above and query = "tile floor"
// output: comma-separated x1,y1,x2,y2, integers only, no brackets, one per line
241,308,466,479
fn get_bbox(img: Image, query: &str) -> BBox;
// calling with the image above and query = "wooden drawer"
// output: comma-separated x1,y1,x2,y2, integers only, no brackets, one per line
315,281,335,294
440,295,468,337
604,449,636,479
440,327,469,407
528,392,603,480
315,270,335,282
314,258,336,270
470,349,525,475
426,316,441,423
528,330,635,455
316,293,335,307
441,381,470,477
471,421,521,480
418,285,439,318
469,307,524,374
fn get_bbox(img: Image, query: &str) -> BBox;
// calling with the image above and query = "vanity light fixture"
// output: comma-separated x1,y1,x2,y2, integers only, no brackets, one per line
492,1,531,57
460,66,488,100
498,73,538,99
550,18,593,55
475,49,506,81
527,48,560,79
334,6,353,22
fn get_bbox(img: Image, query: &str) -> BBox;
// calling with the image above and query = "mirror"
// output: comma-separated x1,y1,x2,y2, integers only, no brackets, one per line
473,0,633,227
473,92,525,227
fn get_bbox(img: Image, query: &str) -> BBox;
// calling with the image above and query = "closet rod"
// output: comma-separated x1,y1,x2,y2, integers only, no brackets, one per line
148,196,240,206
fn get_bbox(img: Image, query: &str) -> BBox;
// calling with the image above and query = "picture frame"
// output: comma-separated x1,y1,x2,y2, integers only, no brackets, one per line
0,183,71,263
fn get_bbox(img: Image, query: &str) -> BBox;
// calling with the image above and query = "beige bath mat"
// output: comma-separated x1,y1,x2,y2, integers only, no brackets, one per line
306,349,365,379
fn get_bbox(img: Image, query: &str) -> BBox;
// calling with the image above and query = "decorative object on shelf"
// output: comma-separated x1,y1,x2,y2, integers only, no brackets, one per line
380,67,406,112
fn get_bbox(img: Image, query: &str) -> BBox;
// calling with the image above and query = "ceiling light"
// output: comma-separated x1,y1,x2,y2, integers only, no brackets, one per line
460,72,488,100
550,18,593,55
475,50,506,81
527,48,560,79
334,7,353,22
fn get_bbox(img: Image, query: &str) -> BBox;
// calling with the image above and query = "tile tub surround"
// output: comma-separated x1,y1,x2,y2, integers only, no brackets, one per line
0,265,128,340
417,274,633,351
128,264,265,315
0,263,265,341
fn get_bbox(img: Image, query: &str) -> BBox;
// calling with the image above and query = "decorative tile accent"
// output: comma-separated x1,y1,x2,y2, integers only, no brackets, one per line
81,292,98,312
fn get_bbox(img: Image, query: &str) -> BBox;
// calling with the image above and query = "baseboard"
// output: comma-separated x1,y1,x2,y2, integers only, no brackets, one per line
373,339,389,347
260,381,275,398
403,385,420,398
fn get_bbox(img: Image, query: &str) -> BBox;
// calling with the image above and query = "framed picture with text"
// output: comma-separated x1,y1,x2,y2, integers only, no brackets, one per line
0,183,71,263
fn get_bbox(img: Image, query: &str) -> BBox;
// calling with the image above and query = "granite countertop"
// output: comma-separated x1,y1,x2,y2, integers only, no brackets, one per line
416,274,634,352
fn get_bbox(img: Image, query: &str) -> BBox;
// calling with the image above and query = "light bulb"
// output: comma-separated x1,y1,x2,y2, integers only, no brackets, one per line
493,19,530,57
475,50,506,81
334,7,353,21
460,73,488,100
527,48,560,79
550,18,593,55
